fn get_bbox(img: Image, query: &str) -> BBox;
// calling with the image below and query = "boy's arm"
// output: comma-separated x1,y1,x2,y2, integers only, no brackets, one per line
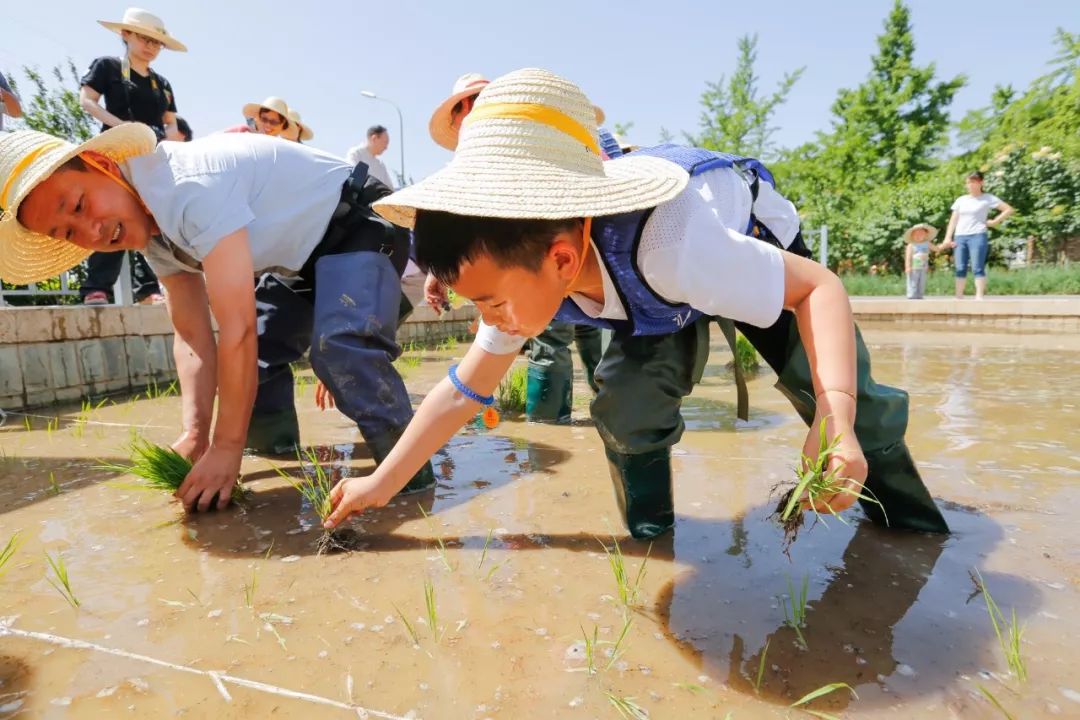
174,230,259,512
324,343,518,527
160,271,217,460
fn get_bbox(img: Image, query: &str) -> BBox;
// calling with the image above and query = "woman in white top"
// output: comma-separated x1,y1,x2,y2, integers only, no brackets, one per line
941,171,1014,299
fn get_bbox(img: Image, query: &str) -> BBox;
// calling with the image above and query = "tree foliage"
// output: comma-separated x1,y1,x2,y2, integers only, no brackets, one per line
9,59,94,143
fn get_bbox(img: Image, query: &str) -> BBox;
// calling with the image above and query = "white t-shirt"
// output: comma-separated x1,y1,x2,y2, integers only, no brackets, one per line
345,145,394,189
130,133,352,277
951,193,1002,236
475,165,792,355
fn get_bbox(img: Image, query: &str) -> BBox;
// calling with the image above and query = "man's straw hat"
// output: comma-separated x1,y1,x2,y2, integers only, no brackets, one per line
376,68,687,229
0,126,158,284
242,96,291,122
429,72,612,152
99,8,187,52
903,223,939,244
287,109,314,141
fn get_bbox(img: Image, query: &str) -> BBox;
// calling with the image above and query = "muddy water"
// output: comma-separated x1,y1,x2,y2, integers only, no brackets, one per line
1,326,1078,719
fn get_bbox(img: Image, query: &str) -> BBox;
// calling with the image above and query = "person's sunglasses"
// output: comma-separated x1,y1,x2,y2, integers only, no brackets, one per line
131,32,165,49
259,112,284,127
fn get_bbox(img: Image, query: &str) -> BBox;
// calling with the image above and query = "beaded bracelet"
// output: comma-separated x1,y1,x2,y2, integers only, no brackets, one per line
448,364,500,428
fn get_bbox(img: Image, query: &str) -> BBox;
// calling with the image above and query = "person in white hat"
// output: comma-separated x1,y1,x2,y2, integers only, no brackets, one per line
321,68,949,541
0,126,435,512
239,96,294,137
427,72,604,424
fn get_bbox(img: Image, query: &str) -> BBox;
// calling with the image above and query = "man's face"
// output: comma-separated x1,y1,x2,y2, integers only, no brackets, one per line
257,109,287,136
369,131,389,156
449,231,581,338
19,167,154,253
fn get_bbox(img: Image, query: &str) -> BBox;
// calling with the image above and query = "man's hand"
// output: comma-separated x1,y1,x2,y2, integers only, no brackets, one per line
175,443,243,512
424,272,449,315
171,430,209,463
315,380,336,411
323,473,397,528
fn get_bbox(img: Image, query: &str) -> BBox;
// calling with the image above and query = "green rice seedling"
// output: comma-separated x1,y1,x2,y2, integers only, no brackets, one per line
477,528,495,570
47,472,61,496
673,682,707,694
605,614,633,670
45,416,58,439
754,639,771,693
45,551,80,608
605,692,648,720
23,415,32,432
101,439,250,504
393,603,421,647
495,365,528,415
599,536,651,610
977,684,1017,720
774,417,885,547
580,624,600,674
0,532,23,578
974,569,1027,682
424,577,441,643
483,558,507,582
731,332,760,374
418,504,454,571
789,682,856,719
437,335,459,352
243,565,258,608
278,447,362,554
781,574,810,649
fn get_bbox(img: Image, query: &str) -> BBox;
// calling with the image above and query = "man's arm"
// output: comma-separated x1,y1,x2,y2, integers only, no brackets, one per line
160,271,217,460
174,230,258,511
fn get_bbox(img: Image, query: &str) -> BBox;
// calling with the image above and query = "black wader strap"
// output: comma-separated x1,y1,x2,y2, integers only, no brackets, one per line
716,316,749,421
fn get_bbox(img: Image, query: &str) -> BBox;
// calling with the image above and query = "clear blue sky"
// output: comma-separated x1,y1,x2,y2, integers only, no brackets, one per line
3,1,1074,182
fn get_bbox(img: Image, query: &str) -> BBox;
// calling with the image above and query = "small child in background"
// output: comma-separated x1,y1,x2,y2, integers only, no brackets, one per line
903,224,939,299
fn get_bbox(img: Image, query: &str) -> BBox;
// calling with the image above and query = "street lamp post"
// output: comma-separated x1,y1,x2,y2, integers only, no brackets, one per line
360,90,405,186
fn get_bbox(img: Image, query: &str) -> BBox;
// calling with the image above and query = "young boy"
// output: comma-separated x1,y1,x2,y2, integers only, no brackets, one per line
0,125,434,512
903,223,939,300
320,68,948,539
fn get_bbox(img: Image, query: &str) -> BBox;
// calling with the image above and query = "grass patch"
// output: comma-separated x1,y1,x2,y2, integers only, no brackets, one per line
45,551,80,608
774,417,885,548
495,365,528,415
974,569,1027,682
278,447,362,554
840,264,1080,296
730,332,761,374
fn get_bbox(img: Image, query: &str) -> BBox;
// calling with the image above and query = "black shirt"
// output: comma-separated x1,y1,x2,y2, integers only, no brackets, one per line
81,56,177,135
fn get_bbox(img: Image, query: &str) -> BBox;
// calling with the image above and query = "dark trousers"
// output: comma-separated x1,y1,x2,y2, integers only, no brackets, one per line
81,251,161,301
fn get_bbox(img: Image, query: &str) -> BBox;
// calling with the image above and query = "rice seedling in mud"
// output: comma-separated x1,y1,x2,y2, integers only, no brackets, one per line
754,638,771,693
278,447,364,554
0,532,23,579
418,504,455,571
973,569,1027,682
46,472,62,496
598,536,651,611
393,603,422,647
495,365,528,415
143,379,178,400
773,417,885,548
977,684,1017,720
578,615,634,675
424,577,442,643
45,415,59,439
477,529,495,570
99,438,249,502
605,692,649,720
243,565,259,609
45,551,80,608
789,682,857,719
781,575,810,649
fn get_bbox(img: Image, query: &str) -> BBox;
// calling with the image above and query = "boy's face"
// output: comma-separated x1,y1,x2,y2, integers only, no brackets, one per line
19,168,154,253
450,231,582,338
911,228,928,243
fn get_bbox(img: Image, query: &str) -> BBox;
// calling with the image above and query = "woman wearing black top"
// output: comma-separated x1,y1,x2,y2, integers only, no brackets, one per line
78,7,186,305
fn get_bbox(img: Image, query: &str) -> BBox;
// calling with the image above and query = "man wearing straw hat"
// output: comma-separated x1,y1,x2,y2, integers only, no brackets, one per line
0,126,435,511
426,72,611,423
322,68,949,540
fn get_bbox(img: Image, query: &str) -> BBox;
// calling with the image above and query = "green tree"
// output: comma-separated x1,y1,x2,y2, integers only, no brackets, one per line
9,59,94,143
687,34,804,158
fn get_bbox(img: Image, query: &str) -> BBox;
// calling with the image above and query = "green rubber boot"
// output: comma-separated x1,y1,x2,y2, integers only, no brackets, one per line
525,363,573,424
605,447,675,539
367,428,437,495
245,408,300,455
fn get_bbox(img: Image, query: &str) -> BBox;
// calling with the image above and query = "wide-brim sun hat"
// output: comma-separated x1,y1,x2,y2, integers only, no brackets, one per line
0,125,158,284
242,96,290,121
903,223,939,244
287,109,314,141
99,7,187,52
375,68,689,229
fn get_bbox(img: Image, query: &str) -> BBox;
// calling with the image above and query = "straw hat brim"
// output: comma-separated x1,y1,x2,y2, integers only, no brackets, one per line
297,125,314,141
373,154,690,230
98,20,187,52
242,102,290,120
0,124,158,285
429,86,485,151
903,223,939,244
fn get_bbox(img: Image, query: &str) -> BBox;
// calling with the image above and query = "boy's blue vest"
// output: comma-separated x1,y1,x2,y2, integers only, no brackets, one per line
554,144,779,336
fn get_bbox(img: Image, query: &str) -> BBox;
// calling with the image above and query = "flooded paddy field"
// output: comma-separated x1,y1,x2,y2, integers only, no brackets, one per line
1,325,1078,719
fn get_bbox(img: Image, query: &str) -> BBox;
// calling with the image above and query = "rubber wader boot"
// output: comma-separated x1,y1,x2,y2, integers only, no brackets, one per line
367,428,437,495
245,408,300,455
526,363,573,424
605,447,675,539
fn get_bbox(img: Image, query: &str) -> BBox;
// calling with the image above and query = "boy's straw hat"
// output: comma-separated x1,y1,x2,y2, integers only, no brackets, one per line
376,68,688,229
0,125,158,284
242,96,291,121
903,223,939,244
99,8,187,52
428,72,614,152
287,109,314,141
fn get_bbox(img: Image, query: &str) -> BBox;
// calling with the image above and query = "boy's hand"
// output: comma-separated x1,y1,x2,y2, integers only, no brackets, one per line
315,380,336,411
176,443,242,512
323,473,397,528
424,273,449,315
